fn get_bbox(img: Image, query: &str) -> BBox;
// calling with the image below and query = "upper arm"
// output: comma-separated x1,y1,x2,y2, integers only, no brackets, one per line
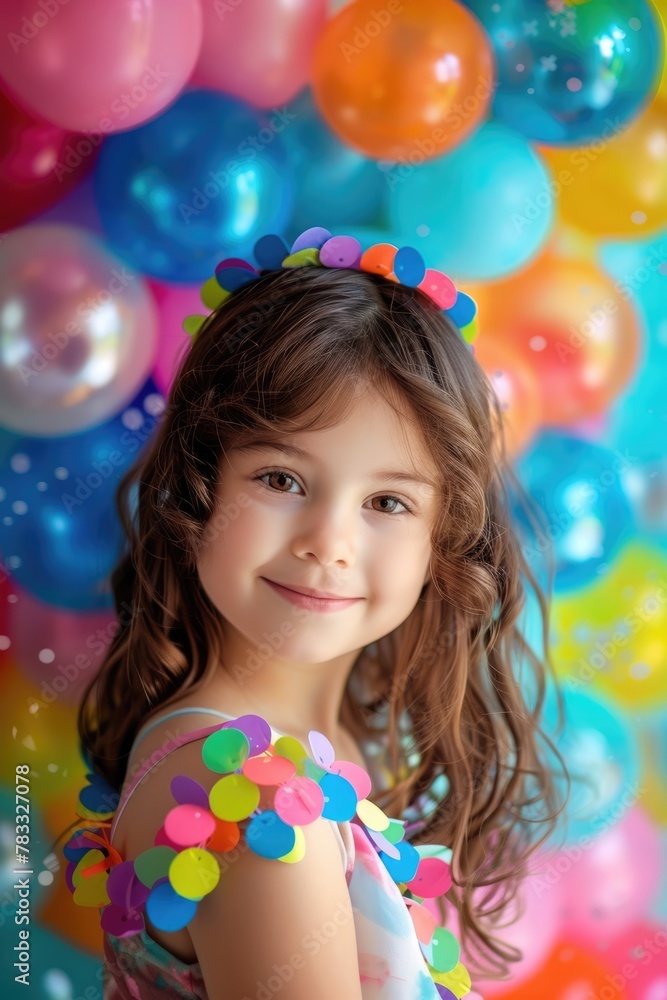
188,817,363,1000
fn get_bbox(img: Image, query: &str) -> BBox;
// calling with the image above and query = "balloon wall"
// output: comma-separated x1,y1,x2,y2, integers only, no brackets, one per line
0,1,665,997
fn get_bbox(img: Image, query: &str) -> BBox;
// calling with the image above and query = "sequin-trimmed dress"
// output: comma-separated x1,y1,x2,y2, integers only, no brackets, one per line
64,709,475,999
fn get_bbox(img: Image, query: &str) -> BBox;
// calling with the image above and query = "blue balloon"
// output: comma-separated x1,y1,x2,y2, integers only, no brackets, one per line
0,378,162,611
464,0,663,145
281,88,384,234
511,430,634,593
94,89,295,283
535,689,640,847
387,122,554,281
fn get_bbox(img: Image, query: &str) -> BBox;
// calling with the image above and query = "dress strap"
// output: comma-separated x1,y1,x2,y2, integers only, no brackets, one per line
112,708,291,843
131,707,238,756
110,719,225,842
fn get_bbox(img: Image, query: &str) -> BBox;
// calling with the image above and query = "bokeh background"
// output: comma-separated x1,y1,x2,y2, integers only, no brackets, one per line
1,0,666,997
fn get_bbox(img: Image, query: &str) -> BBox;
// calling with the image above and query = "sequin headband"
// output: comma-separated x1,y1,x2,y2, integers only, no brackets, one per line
182,226,478,341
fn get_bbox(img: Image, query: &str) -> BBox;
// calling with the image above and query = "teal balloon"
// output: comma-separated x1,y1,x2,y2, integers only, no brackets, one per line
464,0,664,145
388,122,554,281
598,232,667,462
94,89,294,283
535,690,641,847
282,89,384,234
0,922,101,1000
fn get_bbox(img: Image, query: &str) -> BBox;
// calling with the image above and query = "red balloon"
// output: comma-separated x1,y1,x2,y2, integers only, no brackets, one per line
490,939,630,1000
0,87,97,231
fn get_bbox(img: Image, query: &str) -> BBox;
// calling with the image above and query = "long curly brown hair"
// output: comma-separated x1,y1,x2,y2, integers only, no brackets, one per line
76,264,569,984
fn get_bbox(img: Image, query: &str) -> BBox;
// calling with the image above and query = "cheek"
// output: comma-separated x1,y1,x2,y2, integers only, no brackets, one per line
199,497,275,576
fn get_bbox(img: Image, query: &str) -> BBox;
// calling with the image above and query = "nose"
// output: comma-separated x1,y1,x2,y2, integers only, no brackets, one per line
290,503,358,573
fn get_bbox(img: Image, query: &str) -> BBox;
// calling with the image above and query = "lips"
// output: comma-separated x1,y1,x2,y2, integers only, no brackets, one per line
261,578,362,613
262,578,360,600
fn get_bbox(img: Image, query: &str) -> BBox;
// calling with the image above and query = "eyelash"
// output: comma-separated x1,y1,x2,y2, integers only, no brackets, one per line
252,468,415,516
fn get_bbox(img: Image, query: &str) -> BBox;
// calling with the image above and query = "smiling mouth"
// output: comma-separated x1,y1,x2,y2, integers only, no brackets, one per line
261,578,363,611
262,578,361,600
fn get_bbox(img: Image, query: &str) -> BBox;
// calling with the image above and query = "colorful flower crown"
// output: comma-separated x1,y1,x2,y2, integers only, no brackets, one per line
182,226,478,343
64,713,472,996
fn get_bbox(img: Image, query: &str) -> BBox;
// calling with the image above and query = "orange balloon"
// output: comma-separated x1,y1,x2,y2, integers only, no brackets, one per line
539,98,667,238
462,251,641,426
490,940,628,1000
471,336,543,458
311,0,495,161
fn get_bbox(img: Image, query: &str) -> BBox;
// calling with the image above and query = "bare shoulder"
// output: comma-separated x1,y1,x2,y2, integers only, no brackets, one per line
189,816,363,1000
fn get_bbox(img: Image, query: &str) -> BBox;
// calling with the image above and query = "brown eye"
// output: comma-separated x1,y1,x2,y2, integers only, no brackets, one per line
253,469,413,515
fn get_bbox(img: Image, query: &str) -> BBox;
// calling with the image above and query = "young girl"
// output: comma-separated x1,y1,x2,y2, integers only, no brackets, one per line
62,227,568,999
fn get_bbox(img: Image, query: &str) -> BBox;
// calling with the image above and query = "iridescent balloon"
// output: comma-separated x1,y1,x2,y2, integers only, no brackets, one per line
0,224,157,436
465,0,664,144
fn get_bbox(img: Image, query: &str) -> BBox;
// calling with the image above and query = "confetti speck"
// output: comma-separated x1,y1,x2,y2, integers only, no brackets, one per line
628,17,641,31
10,453,30,474
39,648,55,664
529,336,547,352
566,78,583,92
12,501,28,515
631,211,647,225
416,224,430,238
54,467,69,480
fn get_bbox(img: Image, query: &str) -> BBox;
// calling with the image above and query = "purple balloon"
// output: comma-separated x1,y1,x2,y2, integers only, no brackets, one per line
221,714,272,756
170,775,210,809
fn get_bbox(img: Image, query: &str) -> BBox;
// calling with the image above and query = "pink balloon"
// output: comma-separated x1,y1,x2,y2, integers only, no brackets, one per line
557,805,663,947
8,581,117,705
192,0,328,108
602,920,667,1000
0,0,203,132
147,280,200,396
422,852,564,995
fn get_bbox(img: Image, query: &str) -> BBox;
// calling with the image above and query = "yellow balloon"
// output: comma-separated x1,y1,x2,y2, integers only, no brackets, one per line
169,847,219,900
636,712,667,824
427,959,471,997
550,542,667,706
539,98,667,237
0,660,85,802
656,5,667,102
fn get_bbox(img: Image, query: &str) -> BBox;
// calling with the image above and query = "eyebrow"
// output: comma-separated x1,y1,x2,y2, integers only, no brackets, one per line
231,441,437,489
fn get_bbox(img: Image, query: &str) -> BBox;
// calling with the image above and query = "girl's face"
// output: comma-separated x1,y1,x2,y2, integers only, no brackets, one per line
197,388,440,667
